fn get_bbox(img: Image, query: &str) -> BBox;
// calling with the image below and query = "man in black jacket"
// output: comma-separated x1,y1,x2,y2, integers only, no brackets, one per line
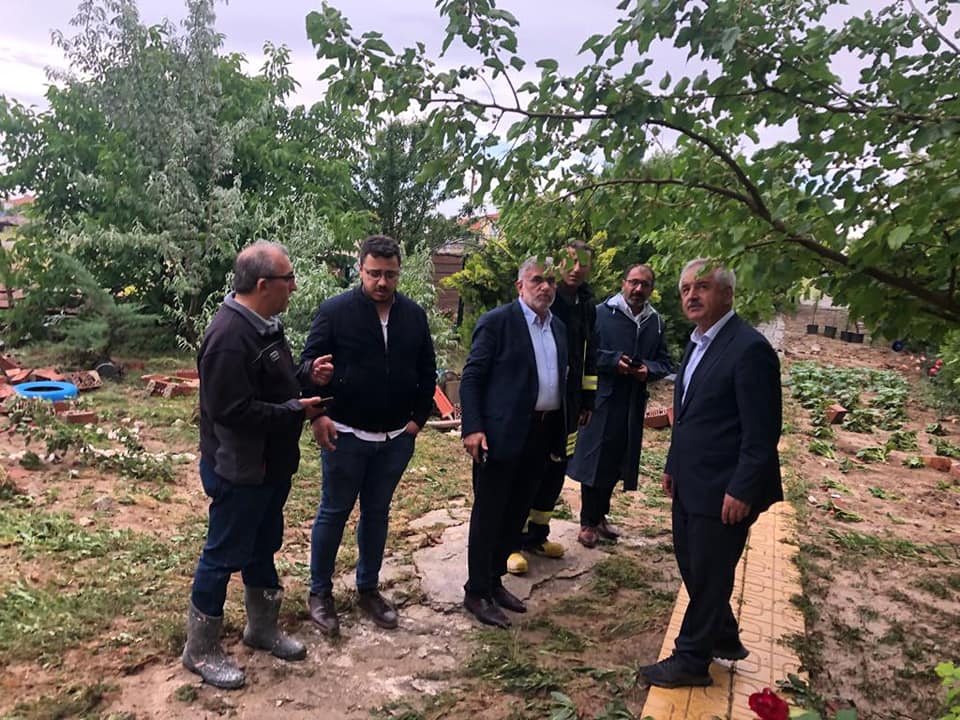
642,259,782,688
509,241,598,573
460,257,568,628
301,236,436,636
184,241,332,689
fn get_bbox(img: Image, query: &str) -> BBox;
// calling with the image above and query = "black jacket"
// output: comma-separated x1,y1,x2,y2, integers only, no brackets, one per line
551,282,598,433
301,287,436,431
198,303,307,485
460,300,568,462
568,298,674,489
665,313,783,516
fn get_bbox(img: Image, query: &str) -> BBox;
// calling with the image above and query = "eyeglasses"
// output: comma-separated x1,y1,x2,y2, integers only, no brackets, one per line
363,268,400,281
527,275,557,286
626,279,653,289
262,272,296,282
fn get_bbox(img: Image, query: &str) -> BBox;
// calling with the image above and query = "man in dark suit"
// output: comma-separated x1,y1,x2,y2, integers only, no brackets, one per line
642,259,783,688
460,257,568,628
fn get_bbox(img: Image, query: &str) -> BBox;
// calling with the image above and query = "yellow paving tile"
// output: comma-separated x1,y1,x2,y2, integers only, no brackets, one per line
640,503,806,719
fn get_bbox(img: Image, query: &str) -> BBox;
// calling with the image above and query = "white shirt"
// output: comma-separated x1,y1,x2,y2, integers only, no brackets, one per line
519,299,562,411
681,309,735,404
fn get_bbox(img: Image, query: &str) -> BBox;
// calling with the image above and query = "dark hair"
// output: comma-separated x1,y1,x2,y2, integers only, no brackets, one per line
565,239,594,257
233,240,289,293
359,235,402,266
624,263,656,284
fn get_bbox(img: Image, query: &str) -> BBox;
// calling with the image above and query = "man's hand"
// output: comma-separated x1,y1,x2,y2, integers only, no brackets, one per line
463,431,488,463
615,354,633,375
299,396,329,422
404,420,421,437
311,414,338,451
661,472,673,498
310,354,334,385
578,409,592,427
629,362,649,382
721,493,751,525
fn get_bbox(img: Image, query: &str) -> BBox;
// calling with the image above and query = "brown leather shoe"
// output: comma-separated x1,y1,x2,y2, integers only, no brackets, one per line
597,517,620,540
464,593,510,628
307,592,339,637
492,585,526,614
578,525,599,548
357,590,398,629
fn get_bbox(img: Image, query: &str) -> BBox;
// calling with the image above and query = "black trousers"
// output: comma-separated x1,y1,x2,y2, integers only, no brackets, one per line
523,455,566,544
671,491,753,671
465,411,559,597
580,483,615,527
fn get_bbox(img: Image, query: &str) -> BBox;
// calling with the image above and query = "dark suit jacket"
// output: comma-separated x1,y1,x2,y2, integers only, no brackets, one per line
665,313,783,517
460,300,568,462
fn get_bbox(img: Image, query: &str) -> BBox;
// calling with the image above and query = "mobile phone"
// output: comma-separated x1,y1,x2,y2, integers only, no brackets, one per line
478,448,488,466
629,357,644,368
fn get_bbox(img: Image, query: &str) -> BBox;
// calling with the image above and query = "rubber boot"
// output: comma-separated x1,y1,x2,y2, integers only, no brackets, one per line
242,586,306,661
182,601,245,689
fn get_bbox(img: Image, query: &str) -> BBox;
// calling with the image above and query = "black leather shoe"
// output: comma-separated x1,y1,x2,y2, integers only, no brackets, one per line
307,592,339,637
597,517,620,540
464,593,511,628
640,655,712,688
712,640,750,661
492,585,527,614
357,590,399,629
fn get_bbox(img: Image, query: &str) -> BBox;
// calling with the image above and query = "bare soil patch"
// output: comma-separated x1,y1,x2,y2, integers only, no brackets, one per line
781,308,960,719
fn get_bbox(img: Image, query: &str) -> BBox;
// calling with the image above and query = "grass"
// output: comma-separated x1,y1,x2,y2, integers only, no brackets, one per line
0,506,194,663
466,627,569,693
6,682,113,720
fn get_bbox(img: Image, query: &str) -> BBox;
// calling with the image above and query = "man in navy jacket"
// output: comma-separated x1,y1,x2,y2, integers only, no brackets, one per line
460,257,568,628
642,259,782,688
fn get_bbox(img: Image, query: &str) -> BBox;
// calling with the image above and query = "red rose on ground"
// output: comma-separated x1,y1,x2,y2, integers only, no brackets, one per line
930,368,939,376
749,688,790,720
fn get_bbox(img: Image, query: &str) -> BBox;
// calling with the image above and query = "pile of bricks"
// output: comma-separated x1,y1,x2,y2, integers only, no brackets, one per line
0,354,101,423
141,370,199,398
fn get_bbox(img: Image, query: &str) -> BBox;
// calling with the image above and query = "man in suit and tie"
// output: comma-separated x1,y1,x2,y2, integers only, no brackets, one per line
460,256,568,628
642,259,783,688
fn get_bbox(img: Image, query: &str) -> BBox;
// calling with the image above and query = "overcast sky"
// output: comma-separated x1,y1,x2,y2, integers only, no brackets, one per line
0,0,632,109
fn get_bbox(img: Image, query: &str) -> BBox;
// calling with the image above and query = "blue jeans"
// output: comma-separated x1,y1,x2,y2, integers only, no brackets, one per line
190,458,291,616
309,431,415,595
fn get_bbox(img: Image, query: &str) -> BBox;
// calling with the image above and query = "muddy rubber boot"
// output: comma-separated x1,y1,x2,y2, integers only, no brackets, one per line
242,586,306,661
182,602,245,689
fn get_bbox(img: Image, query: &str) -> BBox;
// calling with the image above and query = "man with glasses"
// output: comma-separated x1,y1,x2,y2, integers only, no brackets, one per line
568,264,674,548
300,235,436,636
460,257,568,628
183,241,333,689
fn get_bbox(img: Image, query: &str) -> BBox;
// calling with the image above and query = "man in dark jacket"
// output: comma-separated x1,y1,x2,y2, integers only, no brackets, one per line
509,241,598,573
568,264,674,548
184,241,332,690
641,259,782,688
301,235,436,636
460,257,568,628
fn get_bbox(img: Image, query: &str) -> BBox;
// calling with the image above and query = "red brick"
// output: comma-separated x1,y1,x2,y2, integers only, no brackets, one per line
644,408,671,429
61,410,98,425
826,404,848,424
923,455,952,472
172,369,199,380
33,367,64,381
0,355,20,371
